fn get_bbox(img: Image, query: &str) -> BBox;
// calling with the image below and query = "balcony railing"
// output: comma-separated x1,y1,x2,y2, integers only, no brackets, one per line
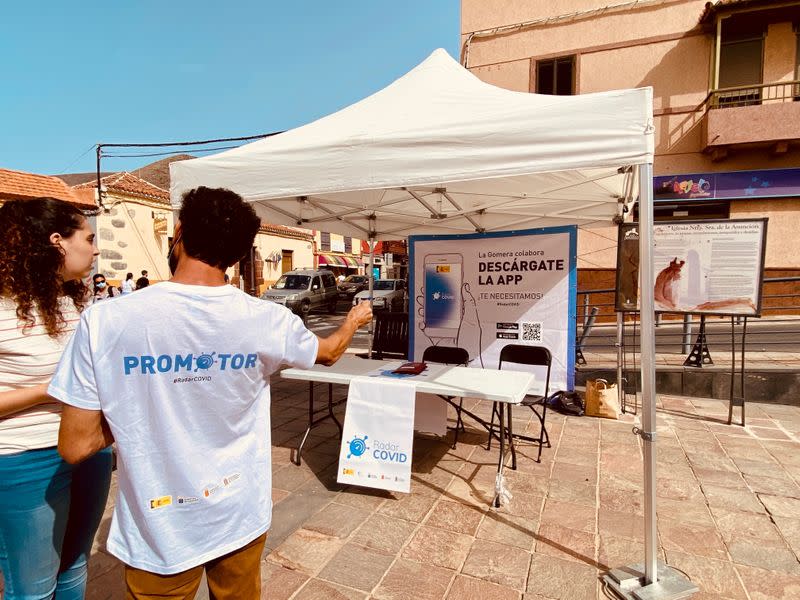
706,80,800,109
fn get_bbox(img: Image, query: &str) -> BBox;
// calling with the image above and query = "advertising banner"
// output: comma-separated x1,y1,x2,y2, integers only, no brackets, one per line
616,219,767,316
654,168,800,202
409,227,577,393
337,377,416,493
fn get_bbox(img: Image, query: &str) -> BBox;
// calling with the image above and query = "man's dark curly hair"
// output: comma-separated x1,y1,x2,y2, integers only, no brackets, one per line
0,198,89,338
178,187,261,269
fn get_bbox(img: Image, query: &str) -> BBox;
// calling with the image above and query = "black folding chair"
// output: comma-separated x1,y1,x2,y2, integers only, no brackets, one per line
487,344,552,464
356,312,409,360
422,346,470,448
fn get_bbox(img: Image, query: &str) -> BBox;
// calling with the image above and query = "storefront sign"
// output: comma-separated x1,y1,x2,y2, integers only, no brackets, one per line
409,227,577,392
654,168,800,201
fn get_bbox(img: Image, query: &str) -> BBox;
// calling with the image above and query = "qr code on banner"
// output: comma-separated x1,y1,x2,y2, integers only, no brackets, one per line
522,322,543,342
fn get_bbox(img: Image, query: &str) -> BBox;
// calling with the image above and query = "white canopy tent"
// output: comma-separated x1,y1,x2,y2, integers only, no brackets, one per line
171,49,650,238
171,49,690,597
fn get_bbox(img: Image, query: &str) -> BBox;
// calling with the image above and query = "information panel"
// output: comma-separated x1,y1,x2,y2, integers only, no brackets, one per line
409,227,577,393
616,219,767,316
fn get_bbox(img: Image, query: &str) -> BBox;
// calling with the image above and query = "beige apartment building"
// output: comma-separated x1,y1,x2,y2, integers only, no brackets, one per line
72,172,175,284
462,0,800,289
57,157,358,295
65,171,317,294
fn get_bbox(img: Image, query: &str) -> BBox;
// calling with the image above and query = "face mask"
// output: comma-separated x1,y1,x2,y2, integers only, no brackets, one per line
96,282,107,289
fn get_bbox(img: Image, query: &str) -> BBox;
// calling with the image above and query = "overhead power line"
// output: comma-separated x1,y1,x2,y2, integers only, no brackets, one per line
93,130,284,208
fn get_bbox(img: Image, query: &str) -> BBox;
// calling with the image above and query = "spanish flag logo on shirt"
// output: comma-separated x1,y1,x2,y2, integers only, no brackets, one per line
149,495,172,510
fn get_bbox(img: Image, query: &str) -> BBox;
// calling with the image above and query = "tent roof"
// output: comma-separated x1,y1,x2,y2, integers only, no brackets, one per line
170,49,653,240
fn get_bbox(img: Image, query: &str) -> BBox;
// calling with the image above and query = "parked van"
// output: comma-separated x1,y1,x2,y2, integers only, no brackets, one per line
261,269,339,317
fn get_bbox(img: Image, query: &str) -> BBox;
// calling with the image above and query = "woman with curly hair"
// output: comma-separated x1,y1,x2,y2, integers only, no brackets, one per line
0,197,112,599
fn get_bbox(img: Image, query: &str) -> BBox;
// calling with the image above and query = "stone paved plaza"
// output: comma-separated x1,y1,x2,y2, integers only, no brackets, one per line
75,364,800,600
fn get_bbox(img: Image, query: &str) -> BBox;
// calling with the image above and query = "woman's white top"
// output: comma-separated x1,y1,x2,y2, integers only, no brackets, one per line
0,297,78,454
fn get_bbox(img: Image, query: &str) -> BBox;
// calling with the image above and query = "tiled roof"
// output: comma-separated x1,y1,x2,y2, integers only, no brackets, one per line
699,0,798,23
58,154,195,190
260,223,314,241
0,167,97,209
74,171,170,203
72,188,97,206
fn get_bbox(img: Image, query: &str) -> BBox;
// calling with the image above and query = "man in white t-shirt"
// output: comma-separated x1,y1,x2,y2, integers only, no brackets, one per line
50,187,372,597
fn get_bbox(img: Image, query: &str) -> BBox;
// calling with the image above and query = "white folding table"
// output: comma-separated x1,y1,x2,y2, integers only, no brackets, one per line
281,355,535,506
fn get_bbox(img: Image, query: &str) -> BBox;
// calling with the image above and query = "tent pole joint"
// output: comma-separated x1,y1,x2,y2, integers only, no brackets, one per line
632,426,655,443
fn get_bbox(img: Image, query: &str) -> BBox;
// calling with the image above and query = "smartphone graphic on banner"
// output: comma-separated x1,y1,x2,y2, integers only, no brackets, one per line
423,254,463,339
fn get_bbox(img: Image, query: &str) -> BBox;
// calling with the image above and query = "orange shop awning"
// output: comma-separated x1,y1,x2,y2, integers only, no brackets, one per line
318,253,363,268
343,256,363,268
317,253,345,267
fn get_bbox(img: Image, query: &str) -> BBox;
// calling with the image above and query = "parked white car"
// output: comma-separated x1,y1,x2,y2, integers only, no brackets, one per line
352,279,407,312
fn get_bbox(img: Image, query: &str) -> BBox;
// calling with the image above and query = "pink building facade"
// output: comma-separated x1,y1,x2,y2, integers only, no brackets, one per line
462,0,800,285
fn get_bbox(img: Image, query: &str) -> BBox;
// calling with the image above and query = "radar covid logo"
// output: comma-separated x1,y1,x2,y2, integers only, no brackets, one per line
346,435,369,459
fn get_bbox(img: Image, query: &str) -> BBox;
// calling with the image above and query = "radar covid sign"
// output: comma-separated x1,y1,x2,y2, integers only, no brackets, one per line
337,376,416,493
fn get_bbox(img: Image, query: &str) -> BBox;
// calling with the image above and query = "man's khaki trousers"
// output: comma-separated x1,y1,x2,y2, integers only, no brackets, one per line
124,532,267,600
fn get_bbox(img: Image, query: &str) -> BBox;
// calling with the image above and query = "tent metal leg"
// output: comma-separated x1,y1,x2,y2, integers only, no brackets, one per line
367,240,376,358
603,163,697,598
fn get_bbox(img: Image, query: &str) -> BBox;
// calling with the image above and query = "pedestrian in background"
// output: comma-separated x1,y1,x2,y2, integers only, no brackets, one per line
0,197,112,599
92,272,116,303
121,272,135,294
135,269,149,290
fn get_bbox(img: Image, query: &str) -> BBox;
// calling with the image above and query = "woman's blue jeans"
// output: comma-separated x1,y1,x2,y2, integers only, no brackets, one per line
0,446,112,600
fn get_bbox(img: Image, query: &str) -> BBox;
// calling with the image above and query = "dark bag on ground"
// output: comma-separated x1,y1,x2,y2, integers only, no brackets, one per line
546,390,585,416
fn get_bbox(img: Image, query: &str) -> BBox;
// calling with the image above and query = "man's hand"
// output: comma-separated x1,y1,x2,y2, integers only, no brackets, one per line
347,300,373,328
316,301,373,365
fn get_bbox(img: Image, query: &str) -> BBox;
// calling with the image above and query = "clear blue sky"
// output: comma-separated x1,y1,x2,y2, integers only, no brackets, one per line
0,1,460,175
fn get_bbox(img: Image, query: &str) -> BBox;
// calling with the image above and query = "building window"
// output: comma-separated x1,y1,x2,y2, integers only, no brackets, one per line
536,56,575,95
795,28,800,100
719,37,763,89
716,20,765,106
718,36,763,106
344,236,352,254
320,231,331,251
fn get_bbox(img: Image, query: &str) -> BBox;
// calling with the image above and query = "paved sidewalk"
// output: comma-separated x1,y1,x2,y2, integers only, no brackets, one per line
74,375,800,600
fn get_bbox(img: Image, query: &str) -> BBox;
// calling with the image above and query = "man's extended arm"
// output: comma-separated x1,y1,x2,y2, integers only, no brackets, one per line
58,405,114,464
316,301,372,365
